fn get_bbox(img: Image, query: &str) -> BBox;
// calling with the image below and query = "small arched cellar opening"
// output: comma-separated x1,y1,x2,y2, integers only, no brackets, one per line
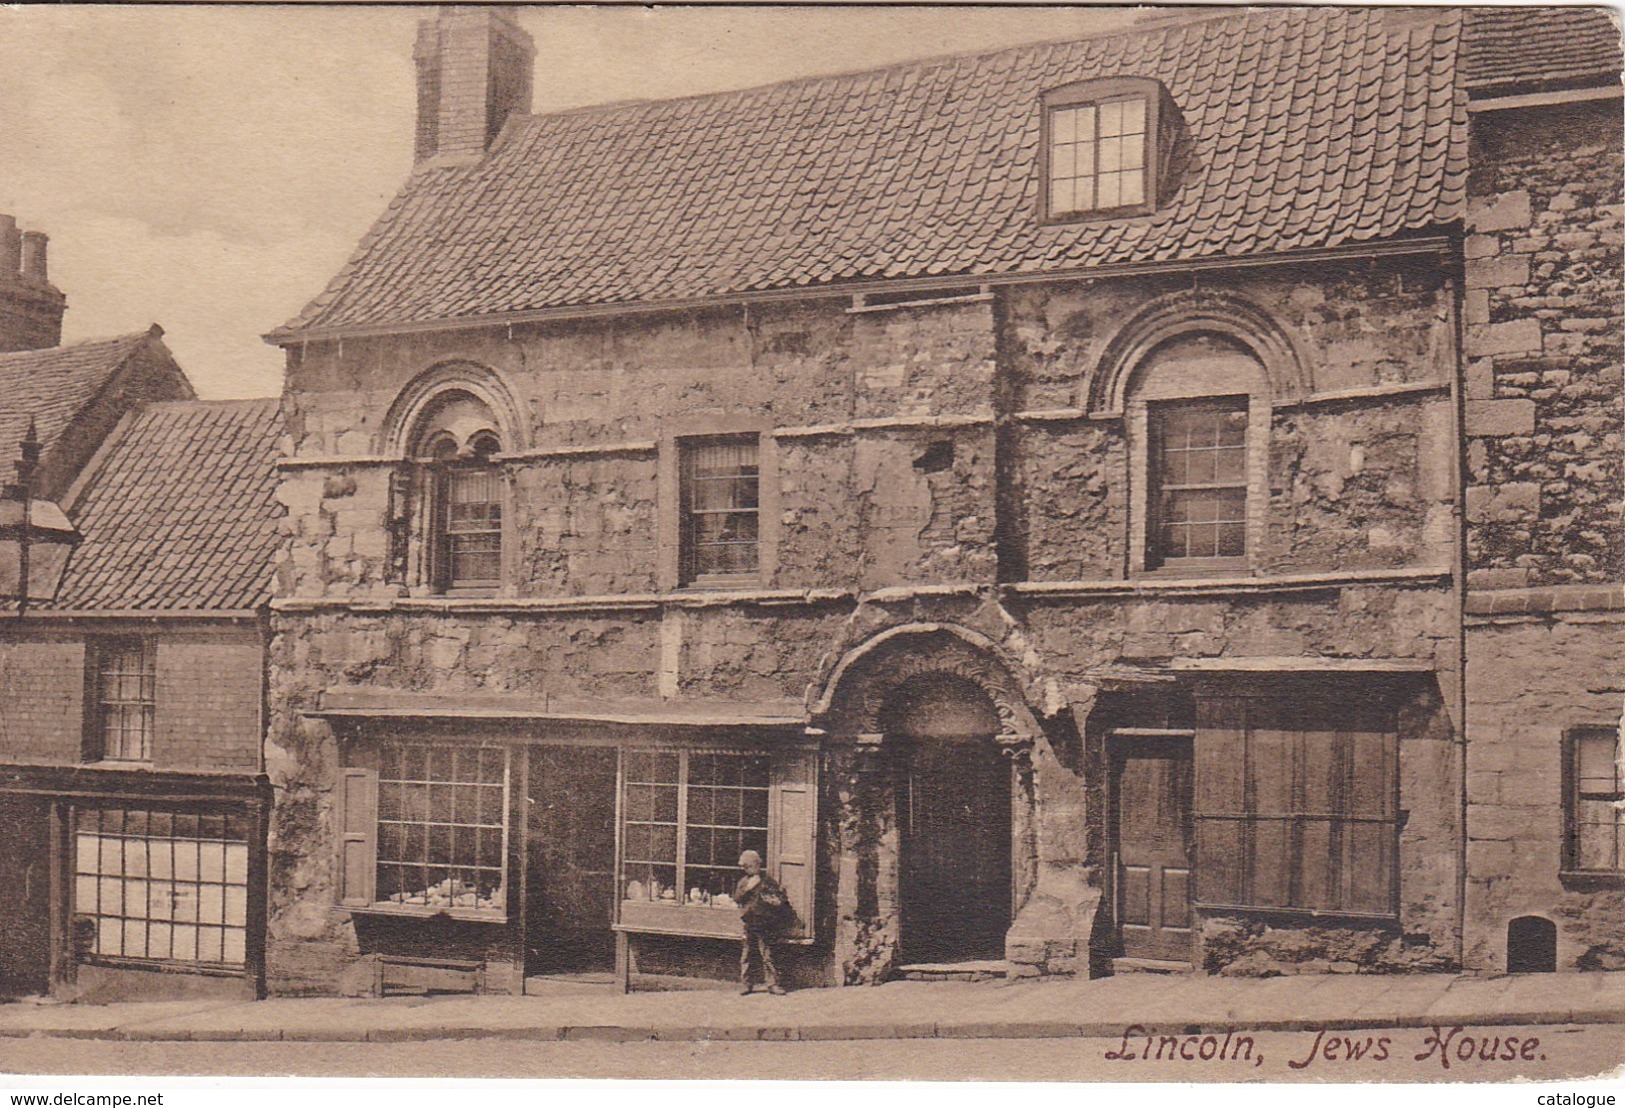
881,674,1013,966
1506,915,1558,974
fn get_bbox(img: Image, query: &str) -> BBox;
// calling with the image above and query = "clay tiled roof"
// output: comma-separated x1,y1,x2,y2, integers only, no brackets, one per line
275,6,1468,337
52,399,283,612
0,330,161,471
1464,6,1622,93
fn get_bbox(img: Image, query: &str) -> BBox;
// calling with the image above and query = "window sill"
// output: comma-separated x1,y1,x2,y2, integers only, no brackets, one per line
1191,902,1399,923
618,898,744,939
1136,558,1252,580
676,576,762,593
1041,201,1157,226
78,955,248,977
1559,870,1625,890
341,903,509,924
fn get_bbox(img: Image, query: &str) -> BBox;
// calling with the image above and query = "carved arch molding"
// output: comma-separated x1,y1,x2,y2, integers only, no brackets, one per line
1086,289,1312,413
816,627,1041,752
379,360,530,456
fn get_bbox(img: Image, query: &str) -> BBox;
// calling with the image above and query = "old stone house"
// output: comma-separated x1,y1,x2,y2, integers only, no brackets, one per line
262,6,1622,995
0,228,284,1000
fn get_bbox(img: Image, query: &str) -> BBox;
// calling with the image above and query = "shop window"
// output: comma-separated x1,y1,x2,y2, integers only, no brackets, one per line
89,637,154,762
378,742,508,913
1148,399,1249,568
337,741,510,919
1564,727,1623,875
679,436,760,585
1194,696,1398,917
73,808,250,967
618,746,817,941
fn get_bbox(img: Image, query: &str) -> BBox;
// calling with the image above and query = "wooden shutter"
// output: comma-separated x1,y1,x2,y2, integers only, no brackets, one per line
1193,696,1247,906
337,765,378,907
769,748,818,943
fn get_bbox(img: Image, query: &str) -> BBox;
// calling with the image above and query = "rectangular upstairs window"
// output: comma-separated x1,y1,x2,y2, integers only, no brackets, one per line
1566,727,1624,875
1049,95,1148,217
94,638,154,762
437,466,503,590
680,436,760,585
1149,399,1249,568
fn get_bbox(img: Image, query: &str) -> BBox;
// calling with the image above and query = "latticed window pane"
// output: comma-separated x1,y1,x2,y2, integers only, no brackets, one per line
376,742,508,911
681,437,760,582
73,807,250,967
1152,401,1249,564
1571,729,1624,872
441,467,502,587
684,753,770,900
621,750,770,905
1049,95,1147,216
96,639,154,761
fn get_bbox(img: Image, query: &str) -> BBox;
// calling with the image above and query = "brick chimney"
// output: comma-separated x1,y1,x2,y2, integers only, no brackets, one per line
0,215,65,352
414,7,535,164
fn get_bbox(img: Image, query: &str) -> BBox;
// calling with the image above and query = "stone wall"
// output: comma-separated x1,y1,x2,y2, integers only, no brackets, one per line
1001,260,1456,584
1464,601,1625,972
1464,99,1624,589
1457,95,1625,973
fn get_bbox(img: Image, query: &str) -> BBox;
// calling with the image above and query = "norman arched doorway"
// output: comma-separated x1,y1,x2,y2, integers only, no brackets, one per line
883,674,1012,964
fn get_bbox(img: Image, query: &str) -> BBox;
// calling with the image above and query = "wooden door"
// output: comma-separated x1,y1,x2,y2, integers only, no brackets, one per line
0,795,52,996
526,746,618,975
900,739,1011,964
1113,739,1194,962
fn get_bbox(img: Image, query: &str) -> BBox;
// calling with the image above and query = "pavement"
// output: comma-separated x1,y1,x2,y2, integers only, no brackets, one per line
0,972,1619,1044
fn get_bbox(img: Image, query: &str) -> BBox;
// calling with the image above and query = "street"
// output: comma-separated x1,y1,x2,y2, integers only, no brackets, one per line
1,1024,1621,1082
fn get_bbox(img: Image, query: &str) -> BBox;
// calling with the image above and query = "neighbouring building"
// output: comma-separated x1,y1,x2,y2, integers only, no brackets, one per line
260,6,1622,996
0,214,65,354
0,237,284,999
1457,8,1625,974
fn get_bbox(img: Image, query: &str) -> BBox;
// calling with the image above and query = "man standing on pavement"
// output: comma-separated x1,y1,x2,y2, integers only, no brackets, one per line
735,849,788,995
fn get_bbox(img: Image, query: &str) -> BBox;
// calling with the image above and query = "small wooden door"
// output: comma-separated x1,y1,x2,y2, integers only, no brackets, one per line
526,746,618,975
0,795,52,996
1112,738,1194,962
900,739,1012,964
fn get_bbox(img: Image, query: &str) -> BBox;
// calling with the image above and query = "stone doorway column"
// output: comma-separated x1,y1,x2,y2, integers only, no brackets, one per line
827,734,903,985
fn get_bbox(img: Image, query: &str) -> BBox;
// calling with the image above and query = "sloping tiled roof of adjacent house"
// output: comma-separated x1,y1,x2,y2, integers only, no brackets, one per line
1463,5,1622,92
274,6,1469,337
0,328,168,471
51,398,284,612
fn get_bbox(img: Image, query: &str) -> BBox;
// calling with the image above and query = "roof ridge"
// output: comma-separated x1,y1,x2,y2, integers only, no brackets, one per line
515,5,1275,129
0,329,150,365
142,396,281,413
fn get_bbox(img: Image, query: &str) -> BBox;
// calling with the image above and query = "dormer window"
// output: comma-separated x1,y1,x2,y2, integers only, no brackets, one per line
1041,78,1174,222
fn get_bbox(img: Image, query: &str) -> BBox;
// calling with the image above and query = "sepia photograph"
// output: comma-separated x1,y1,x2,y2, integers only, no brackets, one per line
0,0,1620,1094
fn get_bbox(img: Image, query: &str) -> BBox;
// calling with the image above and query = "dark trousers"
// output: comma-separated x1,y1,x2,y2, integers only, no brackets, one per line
740,926,779,988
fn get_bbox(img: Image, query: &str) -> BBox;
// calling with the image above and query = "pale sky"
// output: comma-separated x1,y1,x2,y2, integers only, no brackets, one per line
0,3,1148,399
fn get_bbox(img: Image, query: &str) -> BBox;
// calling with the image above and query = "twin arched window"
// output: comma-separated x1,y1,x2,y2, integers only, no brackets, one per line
409,390,504,592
